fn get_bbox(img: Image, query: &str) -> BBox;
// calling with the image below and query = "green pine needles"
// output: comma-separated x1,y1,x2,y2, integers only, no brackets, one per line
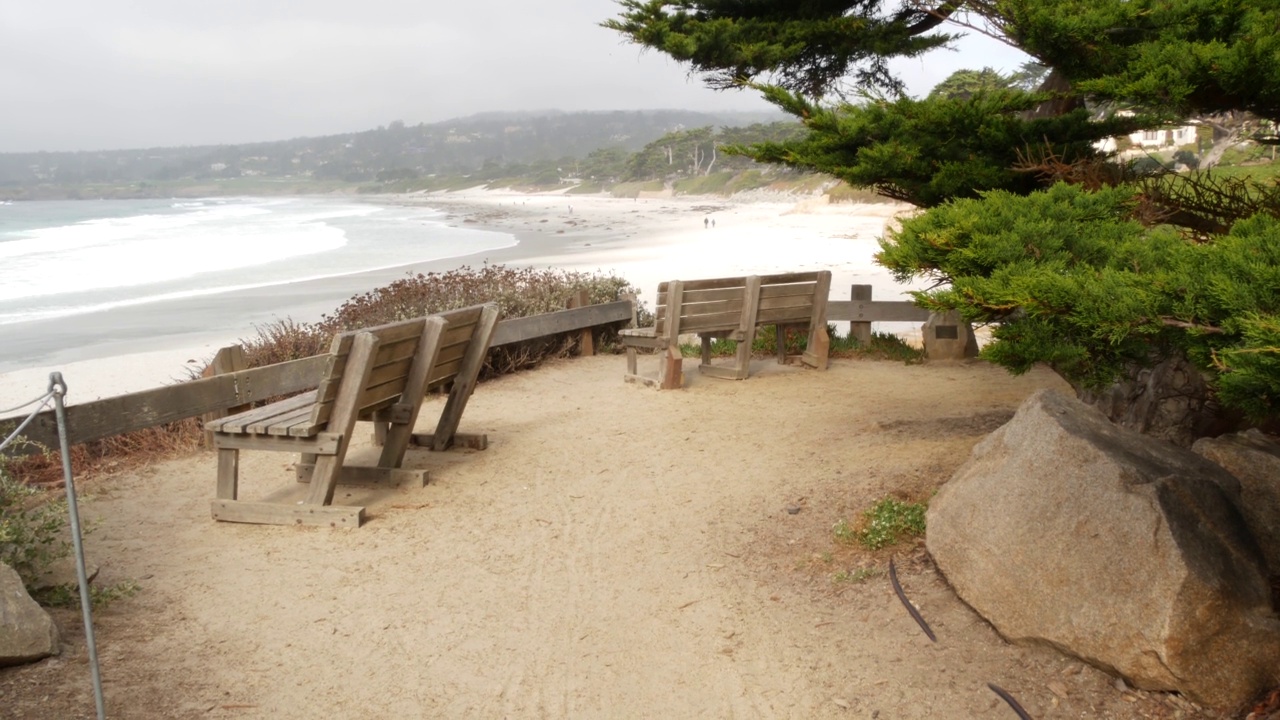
877,183,1280,421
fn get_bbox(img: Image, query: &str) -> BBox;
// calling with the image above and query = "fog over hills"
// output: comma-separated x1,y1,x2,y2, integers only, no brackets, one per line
0,109,788,193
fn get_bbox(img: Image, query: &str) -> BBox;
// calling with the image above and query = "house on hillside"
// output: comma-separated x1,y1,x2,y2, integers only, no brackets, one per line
1094,110,1200,154
1095,123,1200,153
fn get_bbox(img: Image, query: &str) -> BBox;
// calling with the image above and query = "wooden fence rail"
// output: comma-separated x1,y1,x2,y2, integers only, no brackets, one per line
1,300,633,455
1,289,932,456
826,284,931,345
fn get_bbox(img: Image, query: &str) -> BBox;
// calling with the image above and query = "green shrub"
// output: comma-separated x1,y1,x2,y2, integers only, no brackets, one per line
673,172,734,195
0,457,70,589
33,578,140,610
834,498,927,550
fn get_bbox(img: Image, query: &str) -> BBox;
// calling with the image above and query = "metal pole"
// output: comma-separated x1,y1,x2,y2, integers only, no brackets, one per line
49,373,106,720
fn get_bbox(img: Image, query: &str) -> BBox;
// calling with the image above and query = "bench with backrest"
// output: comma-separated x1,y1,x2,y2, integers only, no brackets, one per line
207,315,446,528
619,271,832,389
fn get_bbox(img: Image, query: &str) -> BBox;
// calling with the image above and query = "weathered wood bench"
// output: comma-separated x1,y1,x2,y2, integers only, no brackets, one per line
207,303,501,528
207,316,447,528
619,271,832,389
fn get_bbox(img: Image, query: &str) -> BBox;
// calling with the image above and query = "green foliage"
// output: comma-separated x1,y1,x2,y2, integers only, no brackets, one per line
928,67,1013,100
0,459,71,590
673,171,734,195
33,579,140,610
739,86,1144,207
835,498,927,551
879,183,1280,418
843,331,925,363
603,0,956,96
1016,1,1280,122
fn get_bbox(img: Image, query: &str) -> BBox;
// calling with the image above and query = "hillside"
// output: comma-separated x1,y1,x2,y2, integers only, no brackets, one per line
0,109,788,200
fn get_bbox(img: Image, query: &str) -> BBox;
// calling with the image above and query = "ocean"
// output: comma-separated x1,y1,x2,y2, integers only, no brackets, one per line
0,197,516,372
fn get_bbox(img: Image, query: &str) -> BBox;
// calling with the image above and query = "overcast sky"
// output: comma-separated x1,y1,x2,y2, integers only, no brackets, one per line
1,1,1028,153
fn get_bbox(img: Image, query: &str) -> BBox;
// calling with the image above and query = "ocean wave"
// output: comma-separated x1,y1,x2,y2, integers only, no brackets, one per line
0,199,392,302
0,238,518,327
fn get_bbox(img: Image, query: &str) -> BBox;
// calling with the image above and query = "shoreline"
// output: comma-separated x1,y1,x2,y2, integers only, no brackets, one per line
0,188,917,408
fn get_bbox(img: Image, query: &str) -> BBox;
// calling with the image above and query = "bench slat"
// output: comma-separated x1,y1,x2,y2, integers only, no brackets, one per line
757,307,816,324
758,283,818,300
210,391,318,434
259,406,315,436
428,357,465,389
660,298,745,318
681,311,754,333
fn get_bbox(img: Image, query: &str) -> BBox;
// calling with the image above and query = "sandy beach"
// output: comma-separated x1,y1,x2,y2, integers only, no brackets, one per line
0,188,915,408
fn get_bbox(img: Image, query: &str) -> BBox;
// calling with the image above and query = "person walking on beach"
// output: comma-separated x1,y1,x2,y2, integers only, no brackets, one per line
704,217,709,229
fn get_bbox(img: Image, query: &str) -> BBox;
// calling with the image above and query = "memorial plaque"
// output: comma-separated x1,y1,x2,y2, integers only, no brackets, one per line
935,325,959,340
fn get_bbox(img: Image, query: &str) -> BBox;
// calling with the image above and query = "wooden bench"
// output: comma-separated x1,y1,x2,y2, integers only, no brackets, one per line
207,316,446,528
619,271,832,389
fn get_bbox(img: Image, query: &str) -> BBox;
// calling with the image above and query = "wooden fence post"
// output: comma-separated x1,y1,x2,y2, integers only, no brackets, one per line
201,345,248,447
566,290,595,356
850,284,873,346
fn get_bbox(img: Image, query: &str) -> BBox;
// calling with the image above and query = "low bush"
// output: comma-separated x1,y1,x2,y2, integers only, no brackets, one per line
680,326,923,363
833,497,928,551
0,456,69,587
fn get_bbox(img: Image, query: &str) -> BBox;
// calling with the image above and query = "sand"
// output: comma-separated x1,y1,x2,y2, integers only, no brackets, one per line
0,354,1219,719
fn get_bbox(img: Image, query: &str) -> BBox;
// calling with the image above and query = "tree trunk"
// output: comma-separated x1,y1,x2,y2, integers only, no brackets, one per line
1071,355,1239,446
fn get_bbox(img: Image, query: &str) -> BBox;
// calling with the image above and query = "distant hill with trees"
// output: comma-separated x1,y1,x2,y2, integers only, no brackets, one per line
0,109,796,200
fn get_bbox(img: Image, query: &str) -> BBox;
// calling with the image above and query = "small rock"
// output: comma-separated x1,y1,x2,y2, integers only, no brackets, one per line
785,505,801,515
1048,680,1069,698
0,562,59,666
832,697,849,709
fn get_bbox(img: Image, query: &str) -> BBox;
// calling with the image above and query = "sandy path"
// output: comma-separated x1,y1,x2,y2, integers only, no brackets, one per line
1,356,1217,719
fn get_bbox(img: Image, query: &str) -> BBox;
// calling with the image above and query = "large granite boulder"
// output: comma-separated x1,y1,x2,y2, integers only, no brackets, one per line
1193,429,1280,576
0,561,58,667
927,389,1280,710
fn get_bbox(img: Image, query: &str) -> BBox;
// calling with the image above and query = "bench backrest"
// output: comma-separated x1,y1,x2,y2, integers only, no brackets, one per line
754,271,831,326
425,303,500,392
309,317,433,430
654,271,831,338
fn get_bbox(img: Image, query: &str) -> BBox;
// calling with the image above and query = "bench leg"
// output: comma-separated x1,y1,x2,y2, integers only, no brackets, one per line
625,345,639,377
660,345,683,390
304,454,344,506
295,452,319,480
735,328,756,379
216,448,239,501
802,324,831,370
701,335,712,366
